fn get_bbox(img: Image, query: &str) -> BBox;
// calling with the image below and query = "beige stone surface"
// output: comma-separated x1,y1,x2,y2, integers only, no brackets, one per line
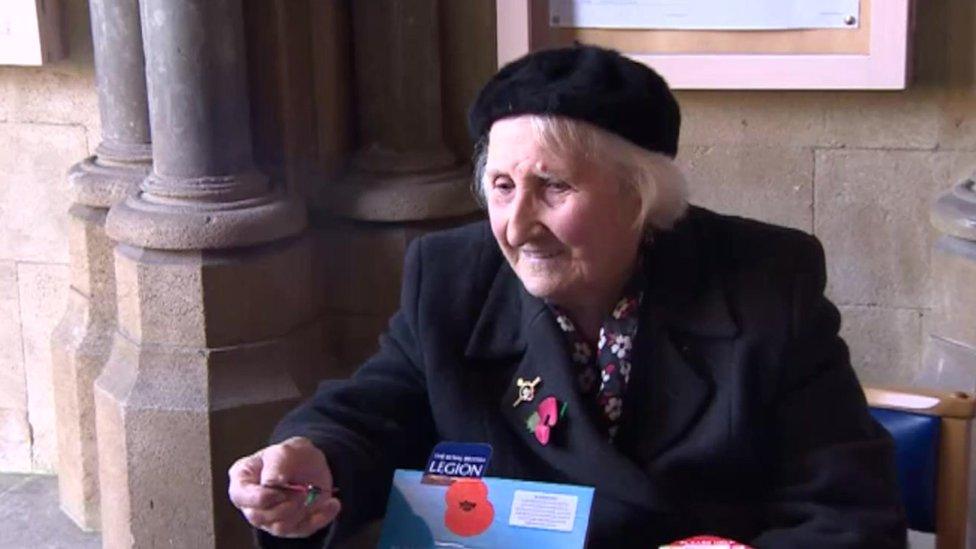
52,289,113,531
115,237,319,349
18,262,70,472
678,146,813,233
95,309,308,547
0,408,31,472
0,261,26,411
677,91,826,148
935,91,976,151
0,123,87,264
113,245,205,348
0,260,29,472
840,305,923,387
52,205,117,528
821,91,942,151
814,149,976,309
202,236,319,346
66,205,115,304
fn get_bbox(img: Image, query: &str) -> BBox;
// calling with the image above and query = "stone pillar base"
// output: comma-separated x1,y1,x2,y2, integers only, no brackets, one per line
107,188,306,250
52,288,115,531
95,236,321,547
53,158,148,531
317,167,479,222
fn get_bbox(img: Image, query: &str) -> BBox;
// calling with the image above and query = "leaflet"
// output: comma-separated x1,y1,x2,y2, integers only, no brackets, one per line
378,469,594,549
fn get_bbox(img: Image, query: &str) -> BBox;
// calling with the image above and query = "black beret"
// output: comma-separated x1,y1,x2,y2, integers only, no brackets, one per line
468,45,681,158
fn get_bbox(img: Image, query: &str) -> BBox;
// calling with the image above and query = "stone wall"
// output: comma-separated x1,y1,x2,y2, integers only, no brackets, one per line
675,1,976,388
0,3,98,473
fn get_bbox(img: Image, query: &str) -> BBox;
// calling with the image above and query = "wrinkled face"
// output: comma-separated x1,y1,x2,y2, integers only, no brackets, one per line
484,117,643,313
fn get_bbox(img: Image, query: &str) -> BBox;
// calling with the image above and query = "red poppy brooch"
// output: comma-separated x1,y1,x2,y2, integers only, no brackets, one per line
524,396,568,445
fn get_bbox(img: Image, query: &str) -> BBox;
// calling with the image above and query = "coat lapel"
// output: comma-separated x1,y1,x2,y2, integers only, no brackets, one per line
626,209,739,462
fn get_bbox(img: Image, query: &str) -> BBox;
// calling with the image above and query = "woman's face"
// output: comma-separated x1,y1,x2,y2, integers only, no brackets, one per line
484,116,643,313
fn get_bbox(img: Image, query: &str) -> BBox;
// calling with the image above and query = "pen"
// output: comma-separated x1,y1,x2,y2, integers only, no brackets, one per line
262,482,339,506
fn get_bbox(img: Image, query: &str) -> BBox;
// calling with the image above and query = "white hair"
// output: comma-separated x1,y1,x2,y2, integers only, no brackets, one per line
472,115,688,233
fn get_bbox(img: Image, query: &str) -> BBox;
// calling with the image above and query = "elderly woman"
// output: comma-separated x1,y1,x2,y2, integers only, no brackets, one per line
229,45,905,548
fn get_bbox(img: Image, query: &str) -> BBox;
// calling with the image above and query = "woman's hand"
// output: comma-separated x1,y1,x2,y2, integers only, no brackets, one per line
228,436,342,538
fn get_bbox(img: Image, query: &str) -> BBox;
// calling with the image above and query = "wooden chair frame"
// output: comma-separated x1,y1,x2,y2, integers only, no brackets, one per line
865,386,976,549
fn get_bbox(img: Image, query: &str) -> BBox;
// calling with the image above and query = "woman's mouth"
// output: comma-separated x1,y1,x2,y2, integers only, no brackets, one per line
519,249,561,260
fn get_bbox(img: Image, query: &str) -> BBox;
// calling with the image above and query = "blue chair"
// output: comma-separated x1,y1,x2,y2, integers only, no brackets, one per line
866,387,975,549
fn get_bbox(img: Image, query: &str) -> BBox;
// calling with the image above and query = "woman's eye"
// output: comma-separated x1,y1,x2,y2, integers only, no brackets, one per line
544,180,570,192
491,178,514,193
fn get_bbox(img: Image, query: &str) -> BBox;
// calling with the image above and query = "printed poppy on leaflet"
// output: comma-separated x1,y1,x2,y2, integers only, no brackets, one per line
444,478,495,537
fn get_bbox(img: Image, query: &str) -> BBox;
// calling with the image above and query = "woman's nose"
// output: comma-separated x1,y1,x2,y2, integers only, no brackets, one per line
506,188,540,247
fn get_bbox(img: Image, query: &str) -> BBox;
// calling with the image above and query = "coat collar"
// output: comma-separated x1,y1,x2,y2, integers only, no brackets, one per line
462,209,739,509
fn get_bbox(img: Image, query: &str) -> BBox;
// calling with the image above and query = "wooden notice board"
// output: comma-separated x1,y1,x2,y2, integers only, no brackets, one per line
497,0,913,90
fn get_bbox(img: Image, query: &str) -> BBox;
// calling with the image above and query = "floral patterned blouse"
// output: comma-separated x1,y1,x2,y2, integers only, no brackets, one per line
548,280,643,441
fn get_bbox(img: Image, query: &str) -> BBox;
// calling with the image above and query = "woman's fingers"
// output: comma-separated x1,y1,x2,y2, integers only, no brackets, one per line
243,496,304,527
265,497,342,539
229,438,339,536
231,482,288,509
228,453,288,511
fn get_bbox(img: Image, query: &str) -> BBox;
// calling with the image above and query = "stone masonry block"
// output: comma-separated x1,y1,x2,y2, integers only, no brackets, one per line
66,205,114,307
840,305,923,387
0,260,26,412
935,91,976,151
0,123,87,264
0,408,31,472
679,87,948,152
676,91,826,148
18,262,70,472
0,261,31,472
202,236,319,347
678,146,813,233
822,91,941,150
0,260,29,473
815,149,976,308
115,237,319,349
52,289,114,530
114,245,206,348
95,316,306,547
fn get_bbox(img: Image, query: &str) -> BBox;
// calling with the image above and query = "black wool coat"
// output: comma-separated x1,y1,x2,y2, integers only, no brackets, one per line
260,206,906,548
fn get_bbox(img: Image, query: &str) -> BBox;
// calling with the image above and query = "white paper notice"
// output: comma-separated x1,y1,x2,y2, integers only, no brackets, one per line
549,0,861,30
508,490,579,532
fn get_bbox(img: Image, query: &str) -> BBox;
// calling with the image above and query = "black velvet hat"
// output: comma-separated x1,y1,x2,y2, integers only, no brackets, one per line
468,45,681,158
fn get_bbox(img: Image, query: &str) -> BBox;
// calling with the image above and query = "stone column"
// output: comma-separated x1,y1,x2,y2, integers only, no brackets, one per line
51,0,151,531
95,0,318,546
926,177,976,548
316,0,478,221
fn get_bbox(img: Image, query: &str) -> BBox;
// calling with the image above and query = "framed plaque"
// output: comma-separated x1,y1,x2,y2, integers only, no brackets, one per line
497,0,914,90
